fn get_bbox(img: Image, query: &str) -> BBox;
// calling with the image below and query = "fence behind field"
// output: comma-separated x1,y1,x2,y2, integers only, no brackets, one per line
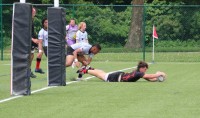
0,4,200,60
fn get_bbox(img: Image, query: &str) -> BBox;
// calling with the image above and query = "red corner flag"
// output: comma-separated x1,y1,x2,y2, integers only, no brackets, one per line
153,25,158,39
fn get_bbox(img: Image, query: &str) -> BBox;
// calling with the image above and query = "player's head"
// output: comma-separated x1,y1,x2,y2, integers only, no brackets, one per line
69,19,76,26
90,44,101,55
32,7,36,18
42,18,48,29
78,22,86,31
137,61,148,72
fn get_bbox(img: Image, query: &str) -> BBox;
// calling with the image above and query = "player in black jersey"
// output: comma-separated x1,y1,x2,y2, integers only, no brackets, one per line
29,7,38,78
30,7,44,78
77,61,166,82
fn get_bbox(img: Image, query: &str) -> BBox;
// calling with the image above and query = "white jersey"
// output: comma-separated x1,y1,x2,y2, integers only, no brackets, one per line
76,30,88,43
38,28,48,47
71,42,94,58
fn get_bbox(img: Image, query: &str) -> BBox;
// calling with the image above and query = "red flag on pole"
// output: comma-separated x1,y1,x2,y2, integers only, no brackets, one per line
153,25,158,39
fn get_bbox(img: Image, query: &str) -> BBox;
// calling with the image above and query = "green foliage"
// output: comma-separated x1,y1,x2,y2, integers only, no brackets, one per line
33,6,48,35
189,10,200,40
145,1,184,41
2,5,12,48
145,1,200,48
65,4,131,47
65,2,200,48
1,2,200,49
41,0,51,4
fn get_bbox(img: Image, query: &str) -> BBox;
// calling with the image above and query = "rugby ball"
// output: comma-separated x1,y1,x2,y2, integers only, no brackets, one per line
157,75,165,82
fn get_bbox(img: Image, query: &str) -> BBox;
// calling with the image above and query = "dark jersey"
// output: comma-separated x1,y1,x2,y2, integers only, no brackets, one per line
32,21,36,38
107,70,145,82
31,21,38,48
121,71,144,82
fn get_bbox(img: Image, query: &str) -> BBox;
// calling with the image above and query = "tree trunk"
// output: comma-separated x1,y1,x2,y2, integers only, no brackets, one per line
125,0,144,48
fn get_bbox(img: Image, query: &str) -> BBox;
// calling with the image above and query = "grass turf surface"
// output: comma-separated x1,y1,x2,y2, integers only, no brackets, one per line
0,58,200,118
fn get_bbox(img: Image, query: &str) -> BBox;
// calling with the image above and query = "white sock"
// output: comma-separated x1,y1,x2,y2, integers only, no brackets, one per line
71,61,75,68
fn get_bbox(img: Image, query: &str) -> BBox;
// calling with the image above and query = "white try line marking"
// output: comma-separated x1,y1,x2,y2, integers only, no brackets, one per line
2,64,10,65
0,66,138,104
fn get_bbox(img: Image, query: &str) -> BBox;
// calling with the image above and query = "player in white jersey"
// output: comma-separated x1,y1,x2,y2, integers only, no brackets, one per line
66,42,101,68
38,18,48,57
76,22,88,43
35,18,48,74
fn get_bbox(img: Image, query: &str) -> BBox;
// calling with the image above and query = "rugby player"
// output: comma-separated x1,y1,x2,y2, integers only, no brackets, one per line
77,61,166,82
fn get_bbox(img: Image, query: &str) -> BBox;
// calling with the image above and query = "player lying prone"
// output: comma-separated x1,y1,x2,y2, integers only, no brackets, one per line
76,61,166,82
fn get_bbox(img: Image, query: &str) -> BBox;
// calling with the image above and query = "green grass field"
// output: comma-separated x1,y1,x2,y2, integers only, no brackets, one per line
0,53,200,118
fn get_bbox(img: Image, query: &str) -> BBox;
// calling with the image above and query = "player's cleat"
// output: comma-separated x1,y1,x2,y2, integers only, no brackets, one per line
35,68,45,74
86,66,94,70
76,66,95,74
75,66,85,81
76,66,87,75
78,73,83,78
76,66,95,80
30,72,37,78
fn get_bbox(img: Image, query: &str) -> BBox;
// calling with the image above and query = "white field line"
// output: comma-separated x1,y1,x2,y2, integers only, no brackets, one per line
0,66,138,104
0,95,23,103
2,64,11,65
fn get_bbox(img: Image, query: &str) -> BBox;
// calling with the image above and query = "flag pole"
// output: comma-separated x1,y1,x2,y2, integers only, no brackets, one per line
152,25,155,63
152,25,158,63
152,37,155,63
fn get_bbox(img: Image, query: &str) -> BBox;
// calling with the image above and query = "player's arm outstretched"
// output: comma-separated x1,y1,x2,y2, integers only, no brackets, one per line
143,71,166,82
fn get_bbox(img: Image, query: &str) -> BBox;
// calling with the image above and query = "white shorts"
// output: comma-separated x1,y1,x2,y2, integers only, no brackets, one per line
104,73,109,81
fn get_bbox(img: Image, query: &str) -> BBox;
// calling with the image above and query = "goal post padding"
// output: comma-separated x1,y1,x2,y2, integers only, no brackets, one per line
48,7,66,86
11,3,32,95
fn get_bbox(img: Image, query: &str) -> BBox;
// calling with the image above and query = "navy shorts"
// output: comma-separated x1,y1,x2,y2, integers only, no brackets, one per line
31,41,38,48
66,46,74,56
107,72,124,82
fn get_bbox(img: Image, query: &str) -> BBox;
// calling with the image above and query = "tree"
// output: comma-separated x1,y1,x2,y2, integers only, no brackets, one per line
125,0,144,48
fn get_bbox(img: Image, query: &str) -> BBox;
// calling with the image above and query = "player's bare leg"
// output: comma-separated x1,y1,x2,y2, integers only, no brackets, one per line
77,67,107,81
66,55,74,67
